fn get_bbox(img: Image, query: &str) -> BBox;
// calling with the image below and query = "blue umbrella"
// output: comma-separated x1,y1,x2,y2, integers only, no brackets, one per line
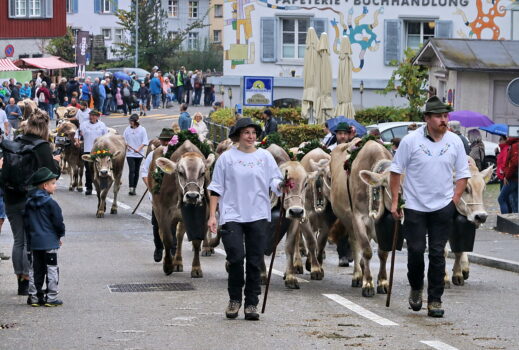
480,123,508,136
327,116,367,137
113,71,132,82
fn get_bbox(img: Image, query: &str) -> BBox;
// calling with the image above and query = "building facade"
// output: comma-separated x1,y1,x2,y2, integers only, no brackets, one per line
163,0,211,50
0,0,67,59
215,0,516,109
209,0,224,45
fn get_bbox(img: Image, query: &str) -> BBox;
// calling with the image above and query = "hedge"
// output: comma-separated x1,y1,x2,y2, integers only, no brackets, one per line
278,124,325,148
354,106,413,125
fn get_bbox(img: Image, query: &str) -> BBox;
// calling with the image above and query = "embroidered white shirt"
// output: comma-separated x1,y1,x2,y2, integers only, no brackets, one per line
76,121,108,153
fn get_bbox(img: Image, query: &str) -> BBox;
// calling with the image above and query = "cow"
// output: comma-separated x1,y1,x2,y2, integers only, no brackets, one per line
56,121,84,192
55,106,78,127
17,99,38,120
81,133,126,218
149,140,215,277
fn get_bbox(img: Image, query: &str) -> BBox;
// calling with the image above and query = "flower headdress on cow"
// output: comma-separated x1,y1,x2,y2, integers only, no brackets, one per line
90,148,113,160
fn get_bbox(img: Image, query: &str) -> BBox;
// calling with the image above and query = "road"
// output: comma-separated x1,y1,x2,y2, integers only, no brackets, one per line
1,107,518,350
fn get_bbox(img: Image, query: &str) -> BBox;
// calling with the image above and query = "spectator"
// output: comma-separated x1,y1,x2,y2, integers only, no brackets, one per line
178,103,191,130
203,70,213,106
391,137,401,154
66,77,80,101
0,101,10,140
0,81,11,104
407,123,419,133
123,114,148,196
10,82,21,103
368,127,382,141
468,129,486,171
57,78,67,106
68,97,81,109
103,78,112,116
322,121,333,147
448,120,470,155
92,78,101,111
150,73,162,109
80,78,91,103
20,82,32,100
176,67,186,104
137,81,149,116
162,77,173,108
37,82,51,119
75,101,91,126
208,101,221,120
98,80,106,115
5,97,22,130
192,70,203,106
191,112,208,141
498,137,519,214
49,83,58,120
121,80,133,116
261,109,278,139
184,71,193,105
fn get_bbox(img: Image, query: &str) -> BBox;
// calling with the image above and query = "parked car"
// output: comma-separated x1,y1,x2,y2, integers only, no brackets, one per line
367,122,499,182
105,67,150,81
83,71,109,82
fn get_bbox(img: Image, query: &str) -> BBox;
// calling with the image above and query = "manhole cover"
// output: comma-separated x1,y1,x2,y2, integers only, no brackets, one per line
108,283,195,293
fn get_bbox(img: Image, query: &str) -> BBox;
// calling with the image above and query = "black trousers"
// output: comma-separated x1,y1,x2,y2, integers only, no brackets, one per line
83,152,93,191
126,157,143,188
336,236,352,260
403,201,455,303
151,210,163,250
221,219,267,306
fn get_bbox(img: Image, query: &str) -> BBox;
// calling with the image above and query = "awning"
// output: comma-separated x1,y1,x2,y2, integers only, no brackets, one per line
0,59,22,72
14,56,77,70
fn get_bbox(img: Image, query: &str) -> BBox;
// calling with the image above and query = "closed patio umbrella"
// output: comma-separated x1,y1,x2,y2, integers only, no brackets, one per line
315,32,334,125
301,27,320,123
334,36,356,119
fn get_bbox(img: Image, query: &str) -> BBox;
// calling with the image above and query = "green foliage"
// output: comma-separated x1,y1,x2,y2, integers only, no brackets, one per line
210,108,236,126
164,44,223,72
295,139,330,161
381,48,429,121
355,106,413,125
278,124,325,148
344,135,392,173
244,107,304,123
46,26,75,63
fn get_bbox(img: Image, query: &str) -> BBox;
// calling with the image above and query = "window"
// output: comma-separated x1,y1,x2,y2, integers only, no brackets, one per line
102,28,112,40
405,20,435,50
168,31,178,39
29,0,41,16
214,4,223,18
15,0,27,16
213,30,221,43
66,0,73,13
114,29,124,43
188,32,199,50
10,0,52,18
188,1,198,18
102,0,112,13
167,0,178,17
281,18,309,59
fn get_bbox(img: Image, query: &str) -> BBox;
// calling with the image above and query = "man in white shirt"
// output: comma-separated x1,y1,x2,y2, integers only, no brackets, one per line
75,109,108,195
75,101,91,126
0,102,10,140
389,96,471,318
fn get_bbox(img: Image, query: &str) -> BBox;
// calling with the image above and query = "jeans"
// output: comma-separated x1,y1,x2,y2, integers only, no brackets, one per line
103,97,112,114
5,200,29,276
98,96,105,114
221,219,267,306
498,181,518,214
152,94,161,109
123,96,133,115
176,86,184,104
8,118,19,130
126,157,143,188
193,88,202,105
403,201,455,303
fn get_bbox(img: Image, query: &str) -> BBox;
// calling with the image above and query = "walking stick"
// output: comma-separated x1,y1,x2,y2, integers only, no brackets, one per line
132,188,148,214
386,218,400,308
262,170,288,314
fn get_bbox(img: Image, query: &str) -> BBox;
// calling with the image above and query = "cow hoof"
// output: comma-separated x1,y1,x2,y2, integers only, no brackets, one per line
201,249,212,257
110,208,117,214
163,265,173,276
362,287,375,297
377,285,388,294
285,277,300,289
69,187,74,191
96,212,104,218
351,278,362,288
77,188,83,193
260,274,268,285
310,270,324,280
173,264,183,272
444,280,451,289
462,270,469,280
452,275,464,286
191,269,203,278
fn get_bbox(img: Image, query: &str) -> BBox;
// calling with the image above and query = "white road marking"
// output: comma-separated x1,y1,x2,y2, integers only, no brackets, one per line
420,340,459,350
323,294,398,326
214,248,309,283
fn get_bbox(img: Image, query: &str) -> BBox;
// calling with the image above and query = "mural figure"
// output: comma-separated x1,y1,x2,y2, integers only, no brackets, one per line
225,0,256,68
454,0,506,39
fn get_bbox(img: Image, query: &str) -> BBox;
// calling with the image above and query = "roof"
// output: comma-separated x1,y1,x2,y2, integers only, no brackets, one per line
0,59,22,72
413,39,519,73
14,56,77,70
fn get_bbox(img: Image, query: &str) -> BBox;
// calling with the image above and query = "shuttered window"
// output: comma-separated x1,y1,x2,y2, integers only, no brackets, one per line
9,0,53,18
384,19,402,65
281,18,309,59
261,17,277,62
66,0,78,13
435,20,453,38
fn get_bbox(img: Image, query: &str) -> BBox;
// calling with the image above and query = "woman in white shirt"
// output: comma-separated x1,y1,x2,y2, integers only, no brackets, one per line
123,114,148,195
190,112,208,141
208,118,284,321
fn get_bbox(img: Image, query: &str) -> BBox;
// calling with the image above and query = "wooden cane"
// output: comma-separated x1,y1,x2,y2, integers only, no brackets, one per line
261,170,288,314
386,218,400,307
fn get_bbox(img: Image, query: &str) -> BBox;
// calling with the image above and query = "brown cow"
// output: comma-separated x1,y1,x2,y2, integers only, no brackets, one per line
82,134,126,218
150,140,215,277
17,99,38,120
56,121,84,192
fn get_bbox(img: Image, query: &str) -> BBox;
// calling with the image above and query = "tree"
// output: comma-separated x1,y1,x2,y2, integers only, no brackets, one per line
114,0,209,71
46,26,75,63
381,48,429,121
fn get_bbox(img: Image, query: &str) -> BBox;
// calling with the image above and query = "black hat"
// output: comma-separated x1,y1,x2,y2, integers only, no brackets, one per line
228,118,262,139
334,122,351,133
89,109,101,116
424,96,453,114
129,114,139,122
29,167,59,186
158,128,174,140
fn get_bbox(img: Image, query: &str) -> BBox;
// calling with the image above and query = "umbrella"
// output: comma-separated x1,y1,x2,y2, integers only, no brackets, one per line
448,110,494,128
480,123,508,136
314,32,334,125
113,71,132,82
334,36,356,119
327,116,367,137
301,27,320,123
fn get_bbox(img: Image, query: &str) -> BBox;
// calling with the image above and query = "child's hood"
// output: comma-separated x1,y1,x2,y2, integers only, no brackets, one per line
26,188,52,208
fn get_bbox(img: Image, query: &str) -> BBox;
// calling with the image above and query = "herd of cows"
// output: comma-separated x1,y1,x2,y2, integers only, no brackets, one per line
15,99,495,299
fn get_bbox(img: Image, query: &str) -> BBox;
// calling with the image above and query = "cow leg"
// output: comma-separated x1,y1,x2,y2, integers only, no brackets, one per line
110,177,121,214
452,252,469,286
293,229,304,274
77,162,84,192
376,249,389,294
460,252,470,280
161,218,177,275
201,230,213,257
348,231,363,288
173,222,184,272
68,162,75,191
316,227,329,267
299,233,307,257
354,216,375,297
95,184,105,218
284,222,300,289
191,239,203,278
301,220,323,280
444,248,451,289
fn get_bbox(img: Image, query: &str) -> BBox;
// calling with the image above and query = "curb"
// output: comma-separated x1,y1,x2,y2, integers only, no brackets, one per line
447,251,519,274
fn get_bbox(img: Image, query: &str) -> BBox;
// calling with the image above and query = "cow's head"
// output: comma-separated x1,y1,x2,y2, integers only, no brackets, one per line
82,150,121,180
359,159,395,221
156,152,215,205
308,158,331,213
280,161,316,220
56,122,77,145
456,158,493,227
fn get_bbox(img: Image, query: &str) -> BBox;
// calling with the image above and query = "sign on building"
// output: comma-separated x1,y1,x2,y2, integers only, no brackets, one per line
243,76,274,106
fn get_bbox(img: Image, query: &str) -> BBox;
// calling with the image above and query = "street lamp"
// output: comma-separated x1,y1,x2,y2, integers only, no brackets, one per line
219,85,225,106
228,87,233,111
359,80,364,110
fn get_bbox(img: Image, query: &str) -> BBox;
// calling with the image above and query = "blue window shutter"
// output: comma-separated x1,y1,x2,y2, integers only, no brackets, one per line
113,0,118,11
384,19,402,65
45,0,54,18
435,20,453,38
94,0,101,13
311,18,327,37
261,17,277,63
73,0,78,13
8,0,16,18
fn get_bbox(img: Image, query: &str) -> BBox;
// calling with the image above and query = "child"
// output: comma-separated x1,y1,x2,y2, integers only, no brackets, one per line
24,167,65,307
63,96,69,107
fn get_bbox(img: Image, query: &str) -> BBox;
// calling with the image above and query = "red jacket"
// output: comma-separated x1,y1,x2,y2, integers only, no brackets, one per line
504,138,519,181
497,143,509,180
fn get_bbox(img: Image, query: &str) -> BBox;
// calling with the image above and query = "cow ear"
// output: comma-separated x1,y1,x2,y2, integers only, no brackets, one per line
480,165,494,184
112,150,121,158
359,170,385,187
205,153,215,168
82,154,93,162
156,157,176,174
309,158,330,172
307,171,318,181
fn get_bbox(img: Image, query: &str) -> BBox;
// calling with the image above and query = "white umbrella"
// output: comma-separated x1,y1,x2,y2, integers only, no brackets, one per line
315,32,334,125
301,27,319,123
335,36,356,119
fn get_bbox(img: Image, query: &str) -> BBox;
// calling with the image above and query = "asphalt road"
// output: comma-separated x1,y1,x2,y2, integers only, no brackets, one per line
1,108,518,350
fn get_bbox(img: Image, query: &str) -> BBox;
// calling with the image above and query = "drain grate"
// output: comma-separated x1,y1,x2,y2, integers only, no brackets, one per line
108,282,195,293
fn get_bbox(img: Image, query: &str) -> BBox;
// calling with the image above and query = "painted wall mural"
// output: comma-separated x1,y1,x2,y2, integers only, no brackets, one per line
225,0,256,68
454,0,506,39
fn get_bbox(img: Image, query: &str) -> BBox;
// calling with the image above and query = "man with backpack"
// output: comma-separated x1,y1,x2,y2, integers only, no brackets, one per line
192,70,203,106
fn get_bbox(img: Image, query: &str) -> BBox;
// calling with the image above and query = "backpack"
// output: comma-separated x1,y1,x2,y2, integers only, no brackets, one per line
38,91,45,103
0,137,46,193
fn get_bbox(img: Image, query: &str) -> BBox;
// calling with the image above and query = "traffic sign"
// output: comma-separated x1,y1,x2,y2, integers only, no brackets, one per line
4,45,14,57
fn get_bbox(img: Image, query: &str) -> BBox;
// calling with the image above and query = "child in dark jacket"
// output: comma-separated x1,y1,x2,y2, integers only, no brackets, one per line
24,167,65,307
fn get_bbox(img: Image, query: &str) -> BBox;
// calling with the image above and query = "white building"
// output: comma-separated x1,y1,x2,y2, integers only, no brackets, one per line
214,0,516,109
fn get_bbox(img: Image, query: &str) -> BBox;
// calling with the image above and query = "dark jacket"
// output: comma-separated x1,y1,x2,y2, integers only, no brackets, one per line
137,86,149,100
3,134,61,205
504,138,519,181
66,80,80,99
262,117,278,139
455,132,470,155
57,83,67,105
469,140,486,171
24,189,65,251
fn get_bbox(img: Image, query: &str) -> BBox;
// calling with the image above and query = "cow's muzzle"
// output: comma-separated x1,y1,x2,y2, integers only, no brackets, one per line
473,212,488,224
99,169,109,177
287,207,305,219
184,191,201,204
